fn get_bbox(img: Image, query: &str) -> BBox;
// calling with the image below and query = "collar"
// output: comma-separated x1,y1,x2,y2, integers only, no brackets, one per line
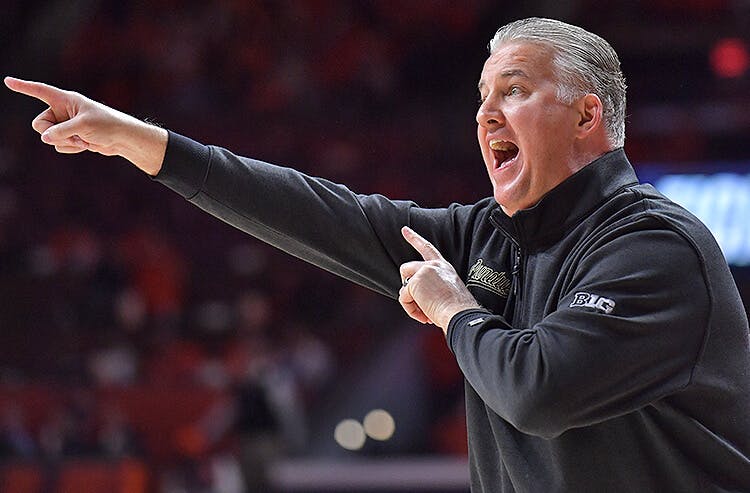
489,148,639,249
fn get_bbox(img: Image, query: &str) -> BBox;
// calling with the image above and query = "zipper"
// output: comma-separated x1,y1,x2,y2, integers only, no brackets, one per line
490,212,524,324
504,239,524,323
512,242,522,298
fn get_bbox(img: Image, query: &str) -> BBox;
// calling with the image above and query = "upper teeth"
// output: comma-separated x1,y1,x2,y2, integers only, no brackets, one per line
490,139,514,151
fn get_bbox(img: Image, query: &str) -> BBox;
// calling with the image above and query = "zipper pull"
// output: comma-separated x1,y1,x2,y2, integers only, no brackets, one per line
503,244,520,320
512,248,521,276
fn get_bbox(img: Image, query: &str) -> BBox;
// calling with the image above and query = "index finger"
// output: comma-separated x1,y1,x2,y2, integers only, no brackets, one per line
4,77,65,106
401,226,444,261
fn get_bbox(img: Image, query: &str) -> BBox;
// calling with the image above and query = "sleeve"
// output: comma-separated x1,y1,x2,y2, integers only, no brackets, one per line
154,131,481,299
445,226,709,439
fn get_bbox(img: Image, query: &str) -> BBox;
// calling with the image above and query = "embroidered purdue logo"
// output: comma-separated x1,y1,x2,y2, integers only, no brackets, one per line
569,292,616,314
467,258,511,297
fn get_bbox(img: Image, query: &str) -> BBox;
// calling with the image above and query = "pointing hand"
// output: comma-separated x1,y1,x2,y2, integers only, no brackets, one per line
398,226,481,332
4,77,167,175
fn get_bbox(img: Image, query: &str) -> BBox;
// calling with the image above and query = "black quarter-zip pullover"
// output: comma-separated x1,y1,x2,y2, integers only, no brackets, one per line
156,132,750,492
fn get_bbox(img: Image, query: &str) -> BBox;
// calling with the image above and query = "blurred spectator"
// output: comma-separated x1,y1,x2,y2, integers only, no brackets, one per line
97,405,142,458
146,329,207,386
0,404,36,460
224,290,287,491
116,224,187,324
88,329,139,387
283,322,335,406
38,396,98,459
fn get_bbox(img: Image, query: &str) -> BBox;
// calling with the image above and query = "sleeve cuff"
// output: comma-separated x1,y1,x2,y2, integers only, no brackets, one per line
446,308,494,353
152,131,212,199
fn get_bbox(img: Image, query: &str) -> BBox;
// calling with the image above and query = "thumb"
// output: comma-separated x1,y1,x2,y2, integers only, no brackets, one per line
401,226,444,261
41,118,84,145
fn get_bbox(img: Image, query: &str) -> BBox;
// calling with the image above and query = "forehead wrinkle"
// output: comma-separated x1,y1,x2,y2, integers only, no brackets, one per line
478,68,530,93
500,68,529,79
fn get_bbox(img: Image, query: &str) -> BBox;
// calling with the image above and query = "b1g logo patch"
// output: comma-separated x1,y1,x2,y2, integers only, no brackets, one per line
569,292,616,314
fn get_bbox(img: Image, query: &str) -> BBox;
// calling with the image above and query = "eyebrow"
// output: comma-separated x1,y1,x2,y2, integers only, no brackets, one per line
477,69,530,92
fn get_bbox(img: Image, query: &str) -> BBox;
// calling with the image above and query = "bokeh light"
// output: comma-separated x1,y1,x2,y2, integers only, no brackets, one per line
334,419,366,451
363,409,396,441
710,38,749,78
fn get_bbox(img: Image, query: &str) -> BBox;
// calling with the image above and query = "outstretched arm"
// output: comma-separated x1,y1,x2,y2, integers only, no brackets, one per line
6,76,484,301
4,77,167,175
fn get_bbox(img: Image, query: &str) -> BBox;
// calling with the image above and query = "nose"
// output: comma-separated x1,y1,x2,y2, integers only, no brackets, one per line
476,98,504,130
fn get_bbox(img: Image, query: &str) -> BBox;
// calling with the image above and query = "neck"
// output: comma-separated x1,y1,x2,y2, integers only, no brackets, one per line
571,138,614,173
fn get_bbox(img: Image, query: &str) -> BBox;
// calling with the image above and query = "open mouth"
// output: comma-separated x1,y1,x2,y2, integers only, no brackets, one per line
489,139,519,169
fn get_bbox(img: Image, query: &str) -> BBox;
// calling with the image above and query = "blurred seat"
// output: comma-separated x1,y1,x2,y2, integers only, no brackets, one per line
55,459,148,493
0,462,44,493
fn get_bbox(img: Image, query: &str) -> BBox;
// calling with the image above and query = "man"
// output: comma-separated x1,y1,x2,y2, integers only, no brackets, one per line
6,17,750,492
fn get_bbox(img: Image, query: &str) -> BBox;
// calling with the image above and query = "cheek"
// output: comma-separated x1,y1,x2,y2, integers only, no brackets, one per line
476,124,486,143
517,115,557,159
477,127,490,161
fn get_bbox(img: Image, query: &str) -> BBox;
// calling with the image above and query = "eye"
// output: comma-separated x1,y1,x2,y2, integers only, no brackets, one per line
477,94,487,106
507,85,523,96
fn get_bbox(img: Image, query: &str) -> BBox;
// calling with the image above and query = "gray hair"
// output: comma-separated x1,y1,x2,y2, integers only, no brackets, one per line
489,18,626,148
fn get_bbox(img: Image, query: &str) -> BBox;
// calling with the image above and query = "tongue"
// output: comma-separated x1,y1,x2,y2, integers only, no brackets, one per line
495,146,518,165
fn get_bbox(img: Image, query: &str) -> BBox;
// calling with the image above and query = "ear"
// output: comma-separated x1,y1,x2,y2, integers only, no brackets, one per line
575,93,604,139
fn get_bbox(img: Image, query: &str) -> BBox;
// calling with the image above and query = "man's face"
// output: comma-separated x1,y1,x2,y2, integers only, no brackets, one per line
477,42,584,215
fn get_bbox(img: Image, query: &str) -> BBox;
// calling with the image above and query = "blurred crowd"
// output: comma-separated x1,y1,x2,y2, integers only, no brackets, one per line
0,0,748,491
0,1,488,490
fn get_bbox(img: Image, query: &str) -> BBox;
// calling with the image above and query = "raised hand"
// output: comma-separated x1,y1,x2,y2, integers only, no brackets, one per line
398,226,481,331
4,77,167,175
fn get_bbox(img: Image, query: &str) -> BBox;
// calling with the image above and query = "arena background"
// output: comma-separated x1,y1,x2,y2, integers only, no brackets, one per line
0,1,748,492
